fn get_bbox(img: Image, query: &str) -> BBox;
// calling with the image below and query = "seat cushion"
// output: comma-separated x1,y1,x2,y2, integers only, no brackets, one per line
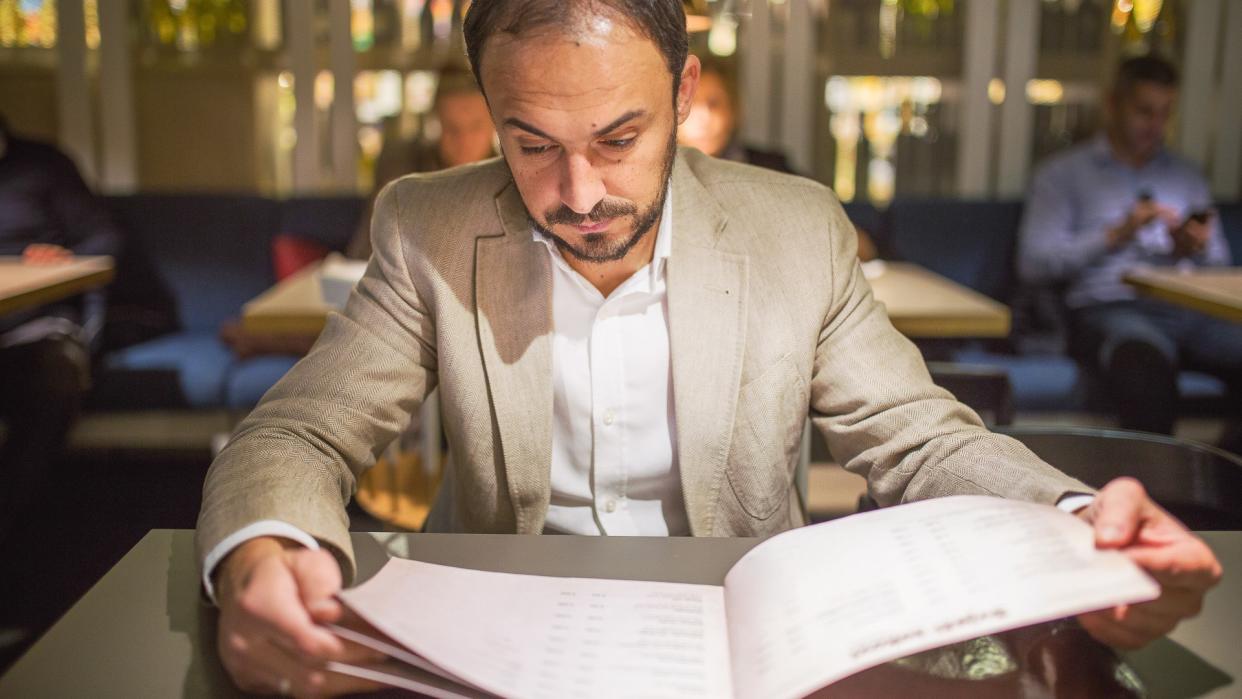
101,332,235,409
225,355,301,409
952,348,1086,412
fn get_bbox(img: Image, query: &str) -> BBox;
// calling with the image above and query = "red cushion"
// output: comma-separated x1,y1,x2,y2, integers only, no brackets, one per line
272,234,330,280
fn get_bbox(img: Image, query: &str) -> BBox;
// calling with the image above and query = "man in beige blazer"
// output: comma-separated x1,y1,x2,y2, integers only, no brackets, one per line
198,1,1220,695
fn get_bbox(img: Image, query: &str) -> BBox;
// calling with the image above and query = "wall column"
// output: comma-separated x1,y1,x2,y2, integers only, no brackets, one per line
328,0,358,192
1211,0,1242,198
98,0,138,193
781,0,815,174
956,0,999,197
739,0,773,148
1177,0,1221,168
996,0,1039,198
287,0,319,192
55,0,95,184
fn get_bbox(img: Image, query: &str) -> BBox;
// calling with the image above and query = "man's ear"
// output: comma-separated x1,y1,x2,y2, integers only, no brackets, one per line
676,55,702,126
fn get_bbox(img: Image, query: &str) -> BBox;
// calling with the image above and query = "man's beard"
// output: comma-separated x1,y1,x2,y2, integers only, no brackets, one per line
530,130,677,264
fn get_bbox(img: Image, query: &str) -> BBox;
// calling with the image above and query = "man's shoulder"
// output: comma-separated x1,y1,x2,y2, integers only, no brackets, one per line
1159,150,1210,188
382,156,512,205
1031,139,1098,182
679,148,834,221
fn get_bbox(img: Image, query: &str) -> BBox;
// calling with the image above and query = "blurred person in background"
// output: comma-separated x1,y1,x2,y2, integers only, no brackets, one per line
677,58,877,261
347,66,498,260
220,67,498,358
1018,55,1239,447
0,115,120,544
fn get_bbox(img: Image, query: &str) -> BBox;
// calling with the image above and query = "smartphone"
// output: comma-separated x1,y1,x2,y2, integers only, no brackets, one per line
1186,208,1213,225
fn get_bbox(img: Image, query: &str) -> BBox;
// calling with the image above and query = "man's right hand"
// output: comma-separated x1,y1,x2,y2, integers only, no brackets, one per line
1107,200,1178,249
214,536,386,697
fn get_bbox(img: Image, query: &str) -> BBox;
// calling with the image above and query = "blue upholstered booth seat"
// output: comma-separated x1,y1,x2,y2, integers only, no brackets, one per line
224,355,302,410
92,195,361,411
102,332,235,409
879,197,1237,413
951,348,1085,412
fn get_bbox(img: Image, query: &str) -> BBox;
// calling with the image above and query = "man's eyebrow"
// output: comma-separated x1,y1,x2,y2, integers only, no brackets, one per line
503,117,554,140
592,110,645,137
502,110,647,141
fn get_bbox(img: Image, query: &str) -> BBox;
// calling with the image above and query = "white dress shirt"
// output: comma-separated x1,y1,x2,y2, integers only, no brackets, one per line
537,193,688,536
202,194,686,599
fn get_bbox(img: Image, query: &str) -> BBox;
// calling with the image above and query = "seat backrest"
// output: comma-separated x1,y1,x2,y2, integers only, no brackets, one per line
278,196,366,252
1217,201,1242,262
105,194,280,333
888,199,1024,302
997,425,1242,530
840,201,890,258
926,361,1015,426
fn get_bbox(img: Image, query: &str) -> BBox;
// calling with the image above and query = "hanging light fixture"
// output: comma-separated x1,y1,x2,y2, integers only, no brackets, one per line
684,0,712,33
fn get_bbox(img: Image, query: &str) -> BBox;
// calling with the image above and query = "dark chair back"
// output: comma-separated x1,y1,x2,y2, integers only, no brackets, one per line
926,361,1015,426
888,199,1024,302
997,425,1242,530
1217,201,1242,261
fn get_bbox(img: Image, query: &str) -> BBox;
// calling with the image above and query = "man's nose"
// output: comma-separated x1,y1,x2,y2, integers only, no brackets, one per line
559,151,606,215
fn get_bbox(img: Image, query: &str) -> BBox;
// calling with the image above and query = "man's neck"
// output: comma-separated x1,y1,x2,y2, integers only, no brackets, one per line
1105,129,1156,169
563,217,660,298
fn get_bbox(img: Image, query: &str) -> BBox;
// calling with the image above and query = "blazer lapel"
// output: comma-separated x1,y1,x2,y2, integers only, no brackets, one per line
476,180,554,533
667,156,747,536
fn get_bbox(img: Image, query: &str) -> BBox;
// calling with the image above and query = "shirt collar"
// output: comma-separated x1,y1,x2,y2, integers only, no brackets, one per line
532,188,674,287
1090,132,1171,169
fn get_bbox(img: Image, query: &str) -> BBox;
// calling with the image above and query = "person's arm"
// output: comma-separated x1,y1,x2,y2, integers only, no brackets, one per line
1181,178,1230,266
1016,162,1154,286
810,194,1090,507
198,180,437,694
46,148,120,257
809,193,1219,648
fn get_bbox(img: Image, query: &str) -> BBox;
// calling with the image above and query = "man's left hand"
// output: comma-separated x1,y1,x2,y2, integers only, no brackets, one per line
22,243,74,265
1170,217,1211,258
1074,477,1222,649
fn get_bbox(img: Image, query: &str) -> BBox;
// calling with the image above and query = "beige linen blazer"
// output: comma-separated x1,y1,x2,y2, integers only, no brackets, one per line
196,149,1087,582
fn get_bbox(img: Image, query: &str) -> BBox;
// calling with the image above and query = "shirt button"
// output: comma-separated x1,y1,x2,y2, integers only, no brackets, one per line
603,499,617,513
602,409,615,426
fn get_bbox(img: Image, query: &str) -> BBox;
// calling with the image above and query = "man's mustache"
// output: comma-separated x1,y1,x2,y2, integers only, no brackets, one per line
544,198,638,226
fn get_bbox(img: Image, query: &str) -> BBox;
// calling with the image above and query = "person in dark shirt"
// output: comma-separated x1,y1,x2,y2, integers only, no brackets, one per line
0,115,120,543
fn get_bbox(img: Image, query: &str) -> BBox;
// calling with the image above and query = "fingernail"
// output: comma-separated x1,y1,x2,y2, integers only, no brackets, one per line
1100,525,1123,541
309,599,337,613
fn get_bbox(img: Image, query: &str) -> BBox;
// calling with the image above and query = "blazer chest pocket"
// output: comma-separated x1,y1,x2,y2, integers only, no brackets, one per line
726,356,808,520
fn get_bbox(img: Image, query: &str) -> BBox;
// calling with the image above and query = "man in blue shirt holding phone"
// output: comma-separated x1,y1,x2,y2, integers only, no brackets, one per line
1019,55,1239,442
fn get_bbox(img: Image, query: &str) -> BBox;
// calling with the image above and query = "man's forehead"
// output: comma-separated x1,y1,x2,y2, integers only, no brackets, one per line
482,28,668,109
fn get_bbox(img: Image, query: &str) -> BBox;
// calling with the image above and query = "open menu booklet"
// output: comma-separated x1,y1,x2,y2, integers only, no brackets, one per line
326,495,1159,699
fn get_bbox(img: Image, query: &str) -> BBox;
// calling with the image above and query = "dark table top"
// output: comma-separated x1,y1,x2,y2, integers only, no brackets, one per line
1,530,1237,698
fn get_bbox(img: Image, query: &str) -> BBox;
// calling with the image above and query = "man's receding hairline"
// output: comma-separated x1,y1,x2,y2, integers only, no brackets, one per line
475,6,649,82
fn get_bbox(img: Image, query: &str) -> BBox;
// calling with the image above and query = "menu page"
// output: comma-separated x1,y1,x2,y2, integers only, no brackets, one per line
722,496,1160,699
337,559,734,699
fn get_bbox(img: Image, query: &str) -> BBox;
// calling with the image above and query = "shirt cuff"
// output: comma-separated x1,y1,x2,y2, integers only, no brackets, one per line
1056,493,1095,515
201,520,320,605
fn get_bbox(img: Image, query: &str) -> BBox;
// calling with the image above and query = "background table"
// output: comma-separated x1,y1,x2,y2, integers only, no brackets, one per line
0,256,114,316
240,264,331,335
867,261,1011,338
1,529,1237,697
242,260,1012,340
1124,268,1242,324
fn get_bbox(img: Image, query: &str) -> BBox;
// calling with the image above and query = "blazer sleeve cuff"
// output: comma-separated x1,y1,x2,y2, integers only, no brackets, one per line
200,520,321,605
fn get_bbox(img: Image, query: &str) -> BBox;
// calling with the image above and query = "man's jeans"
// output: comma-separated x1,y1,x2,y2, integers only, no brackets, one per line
0,335,89,543
1070,299,1242,436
